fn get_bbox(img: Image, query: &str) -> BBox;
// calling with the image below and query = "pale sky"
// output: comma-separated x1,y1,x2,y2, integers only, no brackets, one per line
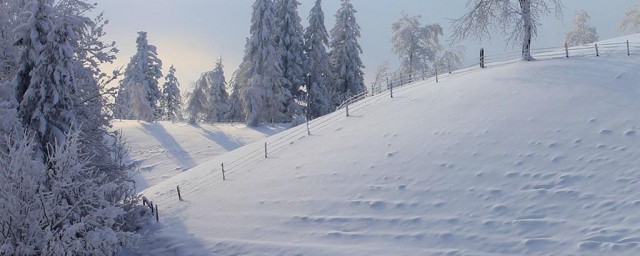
92,0,637,91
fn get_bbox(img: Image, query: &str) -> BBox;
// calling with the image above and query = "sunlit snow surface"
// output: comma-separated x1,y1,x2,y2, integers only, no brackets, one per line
128,37,640,255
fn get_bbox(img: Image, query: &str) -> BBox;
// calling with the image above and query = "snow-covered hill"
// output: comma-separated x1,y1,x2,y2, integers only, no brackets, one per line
112,120,286,190
135,42,640,255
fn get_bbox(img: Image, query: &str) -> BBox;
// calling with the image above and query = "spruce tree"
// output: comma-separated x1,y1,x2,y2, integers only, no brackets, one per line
0,0,29,83
114,31,163,121
242,0,292,127
161,65,183,122
15,0,77,156
304,0,333,118
329,0,366,105
3,1,146,253
276,0,306,101
206,58,229,123
226,70,245,122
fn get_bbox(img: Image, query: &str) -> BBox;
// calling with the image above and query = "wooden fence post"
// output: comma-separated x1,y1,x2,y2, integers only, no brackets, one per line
388,77,394,98
177,185,182,201
264,142,268,158
221,163,226,181
595,43,599,57
565,43,569,58
435,68,439,83
480,48,485,68
345,100,350,117
627,40,631,56
155,204,159,222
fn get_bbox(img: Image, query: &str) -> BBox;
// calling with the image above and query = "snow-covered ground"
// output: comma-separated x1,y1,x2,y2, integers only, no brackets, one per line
112,120,286,190
132,38,640,255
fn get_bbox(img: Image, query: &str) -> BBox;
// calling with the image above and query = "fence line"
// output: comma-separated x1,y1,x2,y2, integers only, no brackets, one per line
146,40,639,207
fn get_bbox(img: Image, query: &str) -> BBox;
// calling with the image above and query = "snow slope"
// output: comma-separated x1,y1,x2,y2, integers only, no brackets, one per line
112,120,286,190
136,44,640,255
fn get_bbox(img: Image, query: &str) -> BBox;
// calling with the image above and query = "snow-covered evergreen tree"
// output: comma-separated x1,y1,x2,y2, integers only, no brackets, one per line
114,31,163,121
206,58,229,123
185,77,209,124
621,1,640,33
566,10,598,46
226,70,245,122
48,1,139,206
0,0,29,83
303,0,333,118
276,0,306,101
391,13,443,77
127,80,155,121
14,0,77,156
161,65,182,122
451,0,563,61
329,0,366,106
2,1,146,254
242,0,292,127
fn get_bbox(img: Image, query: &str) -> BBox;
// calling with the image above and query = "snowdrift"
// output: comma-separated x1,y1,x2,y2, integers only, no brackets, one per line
136,43,640,255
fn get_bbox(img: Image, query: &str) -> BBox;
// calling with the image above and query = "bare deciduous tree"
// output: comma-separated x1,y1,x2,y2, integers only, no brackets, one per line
565,10,598,46
392,13,443,76
620,1,640,33
451,0,563,61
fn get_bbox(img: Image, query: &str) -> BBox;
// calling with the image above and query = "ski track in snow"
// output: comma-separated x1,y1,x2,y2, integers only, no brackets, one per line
129,36,640,256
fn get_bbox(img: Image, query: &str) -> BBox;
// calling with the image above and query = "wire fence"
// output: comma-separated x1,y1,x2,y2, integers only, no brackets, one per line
145,40,640,210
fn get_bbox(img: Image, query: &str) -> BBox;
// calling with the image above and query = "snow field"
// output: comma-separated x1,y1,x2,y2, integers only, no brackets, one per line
112,120,286,190
135,43,640,255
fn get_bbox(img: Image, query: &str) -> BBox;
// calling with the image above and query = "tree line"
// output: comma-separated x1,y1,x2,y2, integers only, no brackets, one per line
114,0,366,127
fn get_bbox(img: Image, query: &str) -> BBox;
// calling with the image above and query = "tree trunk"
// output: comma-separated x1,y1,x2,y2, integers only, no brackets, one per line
520,0,533,61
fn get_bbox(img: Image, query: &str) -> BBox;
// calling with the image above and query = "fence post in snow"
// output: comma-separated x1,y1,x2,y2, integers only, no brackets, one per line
155,204,159,222
345,100,350,117
565,43,569,58
435,68,439,83
595,44,599,57
388,77,394,98
480,48,485,68
177,185,182,201
627,40,631,56
264,142,268,158
221,163,226,181
305,91,311,135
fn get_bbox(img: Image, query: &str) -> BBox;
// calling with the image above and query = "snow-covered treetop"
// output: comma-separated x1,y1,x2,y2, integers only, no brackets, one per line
566,9,598,46
329,0,366,97
305,0,329,51
391,13,443,75
620,1,640,33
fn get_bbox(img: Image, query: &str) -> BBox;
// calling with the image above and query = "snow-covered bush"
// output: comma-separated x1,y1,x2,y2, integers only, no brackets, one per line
0,130,147,255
